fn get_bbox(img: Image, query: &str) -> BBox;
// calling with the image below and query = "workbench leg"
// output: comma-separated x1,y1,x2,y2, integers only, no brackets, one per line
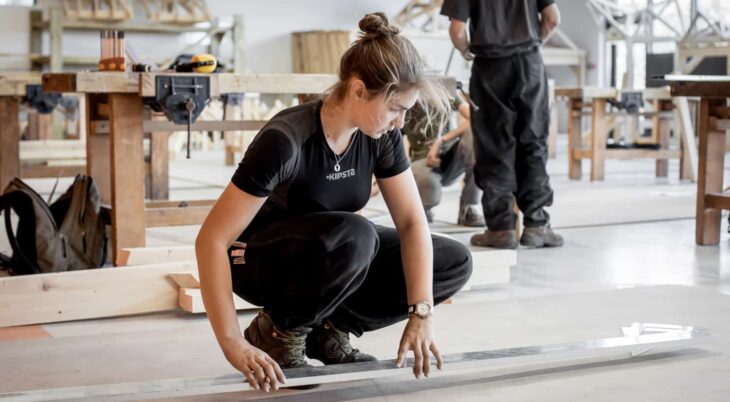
695,99,726,245
148,132,170,200
567,98,582,180
655,100,671,178
85,94,111,204
28,111,53,140
109,93,146,262
590,99,607,181
148,113,169,200
680,135,692,181
0,98,20,190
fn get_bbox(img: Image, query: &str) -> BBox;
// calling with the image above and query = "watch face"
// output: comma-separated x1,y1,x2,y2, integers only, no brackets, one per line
416,302,430,315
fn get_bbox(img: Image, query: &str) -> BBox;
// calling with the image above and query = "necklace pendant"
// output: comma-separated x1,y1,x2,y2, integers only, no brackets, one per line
334,163,341,172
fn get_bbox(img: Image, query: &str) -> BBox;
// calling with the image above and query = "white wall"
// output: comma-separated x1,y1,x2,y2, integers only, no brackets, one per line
546,0,601,87
0,6,32,70
1,1,602,81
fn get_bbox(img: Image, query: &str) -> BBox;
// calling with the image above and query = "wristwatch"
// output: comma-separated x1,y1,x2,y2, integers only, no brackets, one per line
408,300,434,319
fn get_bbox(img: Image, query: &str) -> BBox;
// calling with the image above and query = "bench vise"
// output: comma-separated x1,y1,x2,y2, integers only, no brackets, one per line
144,75,211,159
24,84,62,114
610,91,643,114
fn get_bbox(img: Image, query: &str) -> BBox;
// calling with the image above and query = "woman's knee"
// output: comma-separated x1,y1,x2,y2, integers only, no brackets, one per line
433,236,473,289
325,212,379,263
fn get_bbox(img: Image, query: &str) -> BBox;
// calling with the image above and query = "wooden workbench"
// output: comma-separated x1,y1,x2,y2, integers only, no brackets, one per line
0,73,86,190
556,86,684,181
42,72,339,262
669,76,730,245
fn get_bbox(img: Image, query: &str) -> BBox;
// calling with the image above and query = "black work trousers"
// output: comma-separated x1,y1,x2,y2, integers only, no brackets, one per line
229,212,472,336
469,48,554,230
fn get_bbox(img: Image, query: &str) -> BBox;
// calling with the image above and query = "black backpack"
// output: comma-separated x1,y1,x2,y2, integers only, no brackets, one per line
0,175,107,275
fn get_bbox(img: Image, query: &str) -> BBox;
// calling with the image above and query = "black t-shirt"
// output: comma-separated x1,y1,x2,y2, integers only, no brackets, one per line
440,0,555,58
231,99,410,239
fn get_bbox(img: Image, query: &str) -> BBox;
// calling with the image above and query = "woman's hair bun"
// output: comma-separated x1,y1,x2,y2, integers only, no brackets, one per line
359,12,400,38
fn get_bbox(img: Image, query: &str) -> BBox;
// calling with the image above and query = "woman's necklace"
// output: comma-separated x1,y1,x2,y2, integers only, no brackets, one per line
322,102,356,173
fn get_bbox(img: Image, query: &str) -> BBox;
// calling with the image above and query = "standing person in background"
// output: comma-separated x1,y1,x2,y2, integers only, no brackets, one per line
441,0,564,249
405,93,485,227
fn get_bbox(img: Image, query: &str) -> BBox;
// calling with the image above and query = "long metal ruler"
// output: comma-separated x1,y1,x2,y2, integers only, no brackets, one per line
0,323,712,401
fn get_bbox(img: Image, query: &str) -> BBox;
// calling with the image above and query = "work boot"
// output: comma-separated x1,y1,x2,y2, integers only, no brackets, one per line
306,320,377,365
244,311,319,390
244,311,312,369
457,204,485,227
520,225,564,248
470,229,518,249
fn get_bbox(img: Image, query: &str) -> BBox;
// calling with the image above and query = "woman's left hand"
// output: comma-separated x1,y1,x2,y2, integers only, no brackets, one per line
396,315,443,378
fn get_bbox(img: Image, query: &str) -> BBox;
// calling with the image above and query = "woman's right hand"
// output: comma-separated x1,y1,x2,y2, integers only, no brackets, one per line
426,138,442,168
223,338,286,392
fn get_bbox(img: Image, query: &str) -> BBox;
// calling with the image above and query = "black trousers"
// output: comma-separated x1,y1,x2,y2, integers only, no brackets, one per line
469,48,554,230
229,212,472,336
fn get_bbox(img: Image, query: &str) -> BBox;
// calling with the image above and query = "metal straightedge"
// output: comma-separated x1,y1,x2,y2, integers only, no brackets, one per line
0,323,712,402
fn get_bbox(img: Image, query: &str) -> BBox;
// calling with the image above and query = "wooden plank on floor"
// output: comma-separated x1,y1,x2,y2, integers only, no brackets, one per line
0,261,197,327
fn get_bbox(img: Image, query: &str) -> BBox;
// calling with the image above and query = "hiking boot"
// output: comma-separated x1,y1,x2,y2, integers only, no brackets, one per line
306,321,377,365
244,311,312,369
457,204,485,227
471,230,518,249
244,311,320,390
520,225,564,248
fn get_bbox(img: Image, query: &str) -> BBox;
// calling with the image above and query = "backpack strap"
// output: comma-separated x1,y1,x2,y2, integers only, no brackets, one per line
0,193,41,275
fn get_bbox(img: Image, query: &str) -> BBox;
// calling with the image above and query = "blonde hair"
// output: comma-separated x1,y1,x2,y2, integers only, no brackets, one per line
329,12,450,132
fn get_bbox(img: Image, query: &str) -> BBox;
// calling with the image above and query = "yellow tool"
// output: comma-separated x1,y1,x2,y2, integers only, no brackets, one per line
190,54,217,73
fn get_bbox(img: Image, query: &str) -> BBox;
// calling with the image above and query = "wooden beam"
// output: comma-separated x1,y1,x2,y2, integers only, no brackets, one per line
178,288,254,313
20,163,86,179
0,97,20,190
705,193,730,210
567,98,583,179
19,140,86,161
141,119,267,132
49,7,63,72
0,261,197,327
573,149,682,160
85,95,112,204
590,98,608,181
555,87,618,99
109,93,146,261
42,72,139,94
674,97,698,181
695,99,727,245
147,113,169,200
117,245,196,266
144,204,212,227
146,199,216,208
671,78,730,98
